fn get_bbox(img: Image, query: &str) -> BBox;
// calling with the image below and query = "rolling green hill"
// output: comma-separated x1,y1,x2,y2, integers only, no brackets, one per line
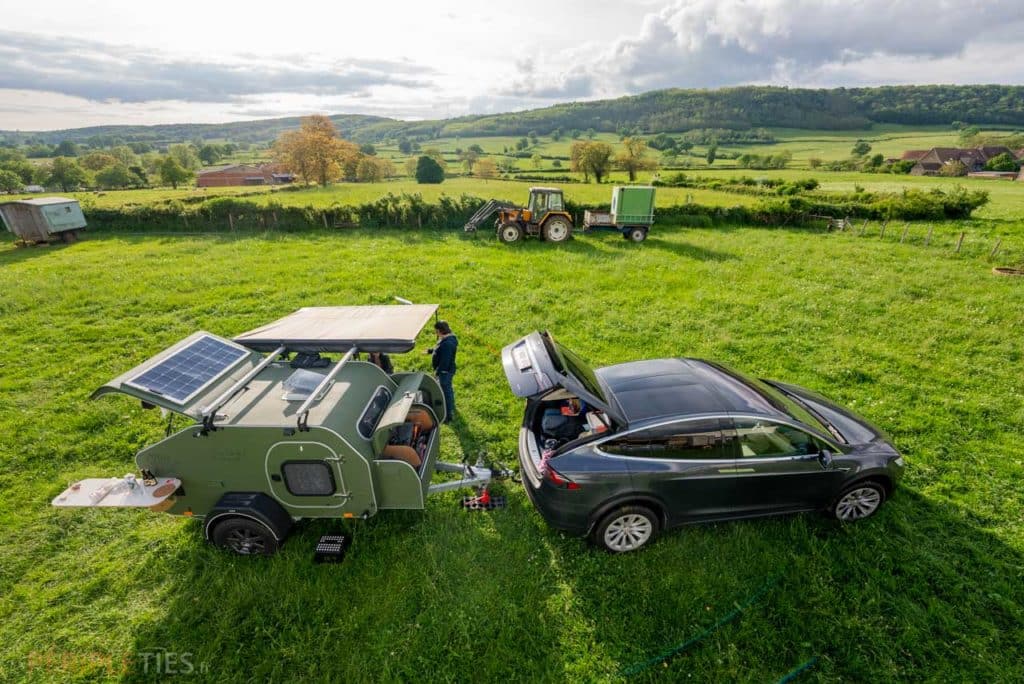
2,85,1023,149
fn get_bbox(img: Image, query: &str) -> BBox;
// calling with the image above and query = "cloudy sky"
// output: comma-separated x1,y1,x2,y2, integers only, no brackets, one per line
1,0,1023,131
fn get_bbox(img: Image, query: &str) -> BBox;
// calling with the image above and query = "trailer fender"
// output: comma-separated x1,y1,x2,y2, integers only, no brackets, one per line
204,492,294,542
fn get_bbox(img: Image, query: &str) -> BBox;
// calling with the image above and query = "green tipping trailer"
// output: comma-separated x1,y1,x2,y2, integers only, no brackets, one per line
582,186,656,242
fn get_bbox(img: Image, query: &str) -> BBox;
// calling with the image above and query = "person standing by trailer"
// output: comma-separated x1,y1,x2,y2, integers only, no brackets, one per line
428,320,458,422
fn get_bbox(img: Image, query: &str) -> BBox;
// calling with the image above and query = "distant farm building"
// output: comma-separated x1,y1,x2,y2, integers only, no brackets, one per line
909,146,1015,176
196,164,295,188
900,150,929,162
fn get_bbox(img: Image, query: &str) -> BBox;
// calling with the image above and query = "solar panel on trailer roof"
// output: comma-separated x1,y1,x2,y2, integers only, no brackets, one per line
125,335,249,404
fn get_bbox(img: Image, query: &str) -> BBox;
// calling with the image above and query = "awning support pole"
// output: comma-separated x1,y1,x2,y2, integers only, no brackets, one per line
297,347,358,431
200,345,286,432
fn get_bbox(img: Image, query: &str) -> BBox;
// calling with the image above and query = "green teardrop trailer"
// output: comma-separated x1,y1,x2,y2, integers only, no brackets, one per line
52,305,492,556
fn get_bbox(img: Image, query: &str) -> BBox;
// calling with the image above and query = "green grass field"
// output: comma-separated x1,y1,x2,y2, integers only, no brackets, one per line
1,223,1022,682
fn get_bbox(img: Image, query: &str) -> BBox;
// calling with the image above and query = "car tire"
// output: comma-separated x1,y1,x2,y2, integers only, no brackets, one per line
831,481,886,522
592,505,660,553
542,217,572,242
211,517,280,556
497,223,524,243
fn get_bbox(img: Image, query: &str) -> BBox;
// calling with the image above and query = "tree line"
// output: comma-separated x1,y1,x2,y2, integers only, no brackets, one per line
4,85,1023,150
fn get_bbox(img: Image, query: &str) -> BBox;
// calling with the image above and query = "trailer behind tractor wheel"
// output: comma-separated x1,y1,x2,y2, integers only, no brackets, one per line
581,186,656,242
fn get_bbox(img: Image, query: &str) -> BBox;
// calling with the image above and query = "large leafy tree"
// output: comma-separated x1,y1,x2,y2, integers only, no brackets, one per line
159,156,194,189
273,115,360,186
167,144,201,171
570,141,614,183
0,169,22,193
616,137,658,181
95,163,132,189
415,156,444,184
47,157,88,191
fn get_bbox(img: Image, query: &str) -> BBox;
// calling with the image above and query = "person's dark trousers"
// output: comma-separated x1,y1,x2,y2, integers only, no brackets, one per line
437,371,455,422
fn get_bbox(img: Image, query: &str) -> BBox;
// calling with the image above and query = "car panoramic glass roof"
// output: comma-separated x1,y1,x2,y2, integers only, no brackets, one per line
698,361,830,434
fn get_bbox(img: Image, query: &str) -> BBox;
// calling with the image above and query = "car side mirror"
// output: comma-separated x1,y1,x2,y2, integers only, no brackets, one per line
818,448,834,468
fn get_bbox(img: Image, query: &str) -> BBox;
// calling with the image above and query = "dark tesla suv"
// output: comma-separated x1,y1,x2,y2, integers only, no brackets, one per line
501,331,905,552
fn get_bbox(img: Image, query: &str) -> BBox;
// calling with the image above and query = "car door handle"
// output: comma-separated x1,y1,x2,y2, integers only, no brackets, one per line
717,468,755,474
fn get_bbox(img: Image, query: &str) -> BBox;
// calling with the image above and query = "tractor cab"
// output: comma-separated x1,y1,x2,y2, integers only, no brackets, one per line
527,187,564,220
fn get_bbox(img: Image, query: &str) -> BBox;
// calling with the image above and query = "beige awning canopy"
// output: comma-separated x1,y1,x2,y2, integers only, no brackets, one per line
233,305,439,353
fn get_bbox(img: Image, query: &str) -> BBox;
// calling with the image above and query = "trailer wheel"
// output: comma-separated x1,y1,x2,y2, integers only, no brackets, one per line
497,223,524,243
542,217,572,243
211,517,280,556
626,227,648,242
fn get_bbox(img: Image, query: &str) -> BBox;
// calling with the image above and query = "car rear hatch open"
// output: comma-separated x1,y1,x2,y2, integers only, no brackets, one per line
501,331,625,425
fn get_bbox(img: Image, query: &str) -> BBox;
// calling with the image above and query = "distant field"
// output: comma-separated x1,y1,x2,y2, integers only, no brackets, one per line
1,226,1021,682
32,177,757,212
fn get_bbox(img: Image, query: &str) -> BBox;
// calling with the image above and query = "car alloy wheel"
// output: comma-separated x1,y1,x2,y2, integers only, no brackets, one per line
225,527,266,554
601,511,655,552
211,517,279,556
834,485,883,521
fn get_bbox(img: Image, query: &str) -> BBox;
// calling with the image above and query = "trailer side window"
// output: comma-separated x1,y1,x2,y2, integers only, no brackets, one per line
282,461,335,496
358,386,392,439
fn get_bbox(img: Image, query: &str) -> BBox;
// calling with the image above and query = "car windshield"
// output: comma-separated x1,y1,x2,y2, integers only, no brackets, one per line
704,361,832,436
545,336,609,405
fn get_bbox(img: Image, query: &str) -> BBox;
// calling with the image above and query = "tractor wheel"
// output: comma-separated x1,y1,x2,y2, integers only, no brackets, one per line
542,217,572,243
497,223,524,244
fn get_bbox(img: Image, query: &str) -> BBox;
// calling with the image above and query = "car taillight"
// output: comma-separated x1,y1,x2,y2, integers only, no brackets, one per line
544,466,580,490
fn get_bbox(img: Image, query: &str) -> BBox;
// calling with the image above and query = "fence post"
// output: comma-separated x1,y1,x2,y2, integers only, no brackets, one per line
879,220,888,239
228,213,234,231
955,232,965,254
990,238,1002,259
925,225,933,246
322,212,329,229
900,224,909,243
859,219,868,236
417,214,422,230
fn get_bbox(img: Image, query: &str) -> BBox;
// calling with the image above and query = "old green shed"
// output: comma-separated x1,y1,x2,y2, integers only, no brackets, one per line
0,197,87,243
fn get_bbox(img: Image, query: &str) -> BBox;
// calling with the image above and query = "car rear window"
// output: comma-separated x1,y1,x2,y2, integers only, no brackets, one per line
545,336,609,404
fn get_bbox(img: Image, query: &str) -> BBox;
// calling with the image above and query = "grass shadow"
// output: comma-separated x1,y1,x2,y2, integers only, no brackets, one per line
112,484,1023,682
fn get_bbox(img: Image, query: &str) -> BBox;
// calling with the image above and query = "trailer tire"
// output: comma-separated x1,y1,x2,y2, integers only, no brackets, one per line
626,227,648,242
542,217,572,243
210,517,280,556
497,223,524,243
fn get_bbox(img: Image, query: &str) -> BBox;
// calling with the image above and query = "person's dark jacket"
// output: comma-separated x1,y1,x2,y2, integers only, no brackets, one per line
431,335,458,374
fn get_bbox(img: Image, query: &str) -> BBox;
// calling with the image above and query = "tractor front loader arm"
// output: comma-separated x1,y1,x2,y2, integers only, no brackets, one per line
463,199,519,232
